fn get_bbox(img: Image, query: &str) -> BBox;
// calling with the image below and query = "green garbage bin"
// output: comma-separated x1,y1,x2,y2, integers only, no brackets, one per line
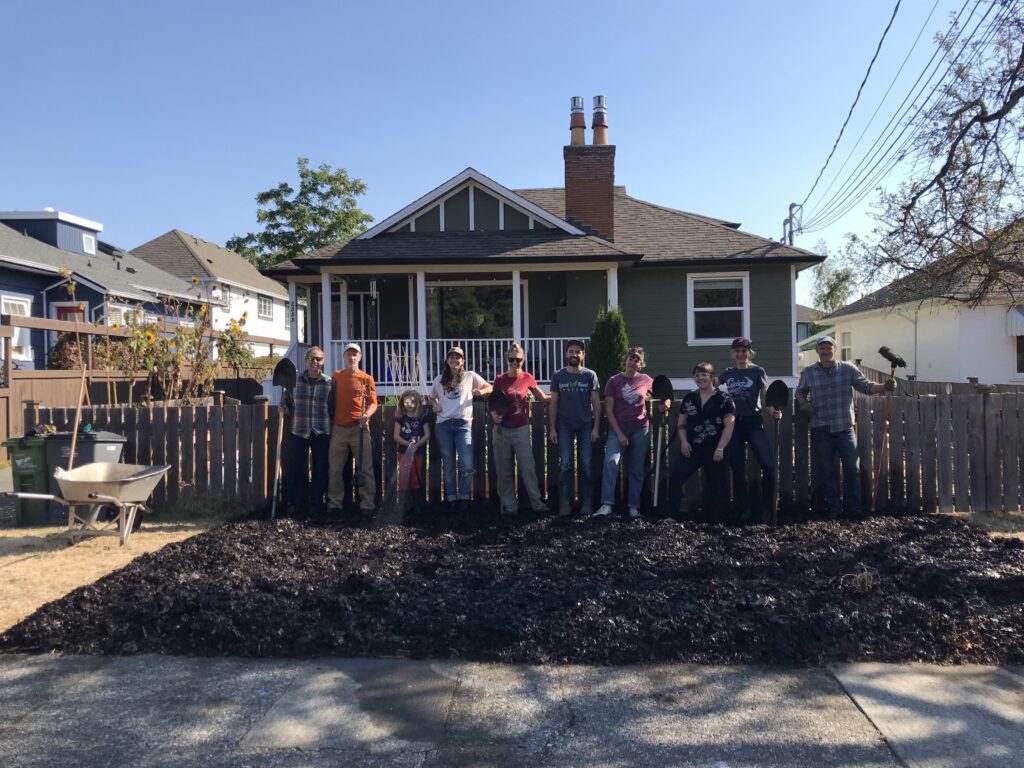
3,435,50,526
45,431,128,500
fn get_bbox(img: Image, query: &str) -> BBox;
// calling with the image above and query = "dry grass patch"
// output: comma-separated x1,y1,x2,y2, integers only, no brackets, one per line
0,523,209,632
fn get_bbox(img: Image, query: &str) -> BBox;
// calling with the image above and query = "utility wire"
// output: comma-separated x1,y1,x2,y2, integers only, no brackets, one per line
799,0,903,209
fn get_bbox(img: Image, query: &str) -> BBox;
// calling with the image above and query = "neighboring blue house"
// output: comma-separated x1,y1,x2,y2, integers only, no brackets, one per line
0,210,203,369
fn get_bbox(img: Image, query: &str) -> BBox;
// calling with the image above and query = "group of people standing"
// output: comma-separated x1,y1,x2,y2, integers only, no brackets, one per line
282,333,894,521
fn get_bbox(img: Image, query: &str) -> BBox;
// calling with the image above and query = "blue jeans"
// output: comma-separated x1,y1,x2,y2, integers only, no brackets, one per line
557,422,594,487
728,417,774,512
601,427,649,508
435,418,473,501
285,432,330,516
812,426,861,515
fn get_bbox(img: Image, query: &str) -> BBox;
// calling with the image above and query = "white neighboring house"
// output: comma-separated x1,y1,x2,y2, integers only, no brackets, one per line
132,230,295,356
824,266,1024,385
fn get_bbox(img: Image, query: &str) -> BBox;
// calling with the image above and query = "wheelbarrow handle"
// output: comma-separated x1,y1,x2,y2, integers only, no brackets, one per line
2,491,61,503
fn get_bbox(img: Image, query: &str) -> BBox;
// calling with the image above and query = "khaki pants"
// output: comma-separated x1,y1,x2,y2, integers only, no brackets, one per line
494,424,545,514
328,425,376,510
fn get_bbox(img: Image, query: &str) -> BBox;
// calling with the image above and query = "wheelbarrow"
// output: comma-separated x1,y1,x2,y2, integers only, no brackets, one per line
5,463,171,546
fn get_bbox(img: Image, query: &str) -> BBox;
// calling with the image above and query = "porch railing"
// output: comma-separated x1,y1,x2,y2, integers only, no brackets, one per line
330,337,589,389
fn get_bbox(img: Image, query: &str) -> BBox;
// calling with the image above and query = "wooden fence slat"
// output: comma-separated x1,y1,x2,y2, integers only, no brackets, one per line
778,406,793,511
953,395,971,512
252,400,269,505
872,400,889,511
856,400,873,511
471,401,486,503
968,395,986,512
793,415,810,508
1001,393,1020,512
544,402,559,503
151,408,166,507
890,397,907,508
920,396,937,514
195,407,209,492
209,406,224,494
238,405,253,503
164,407,179,506
223,406,238,496
591,418,607,511
530,400,547,504
380,403,396,506
136,407,151,466
936,395,954,512
179,406,194,497
905,397,921,513
984,393,1002,513
368,404,382,508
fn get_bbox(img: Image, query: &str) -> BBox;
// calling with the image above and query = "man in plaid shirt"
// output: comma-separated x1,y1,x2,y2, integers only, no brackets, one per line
280,346,335,518
796,336,894,518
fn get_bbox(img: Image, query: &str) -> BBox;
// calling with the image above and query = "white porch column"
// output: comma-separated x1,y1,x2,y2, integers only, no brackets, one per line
407,276,415,341
321,271,333,371
512,269,522,345
338,278,349,342
288,281,298,351
607,267,619,309
416,271,428,390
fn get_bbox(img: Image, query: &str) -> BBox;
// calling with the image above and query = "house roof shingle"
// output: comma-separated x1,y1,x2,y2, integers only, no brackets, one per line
0,222,197,303
133,230,287,298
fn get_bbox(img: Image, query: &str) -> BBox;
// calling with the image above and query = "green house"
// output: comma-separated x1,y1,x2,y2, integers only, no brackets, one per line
267,96,823,392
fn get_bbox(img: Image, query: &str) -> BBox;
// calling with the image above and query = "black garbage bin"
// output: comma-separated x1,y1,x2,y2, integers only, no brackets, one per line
44,431,128,503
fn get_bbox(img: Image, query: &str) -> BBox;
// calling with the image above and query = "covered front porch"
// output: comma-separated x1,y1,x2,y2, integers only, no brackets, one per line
287,264,621,391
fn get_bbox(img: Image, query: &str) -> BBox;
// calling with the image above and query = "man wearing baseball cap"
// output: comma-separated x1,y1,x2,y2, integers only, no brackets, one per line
796,335,895,518
328,342,378,516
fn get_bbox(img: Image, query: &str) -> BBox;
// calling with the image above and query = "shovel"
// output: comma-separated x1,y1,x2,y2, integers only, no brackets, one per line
765,379,790,527
270,358,297,520
651,375,675,509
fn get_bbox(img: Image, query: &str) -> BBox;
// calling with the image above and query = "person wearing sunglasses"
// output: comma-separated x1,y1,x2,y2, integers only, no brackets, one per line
491,342,550,516
279,346,334,519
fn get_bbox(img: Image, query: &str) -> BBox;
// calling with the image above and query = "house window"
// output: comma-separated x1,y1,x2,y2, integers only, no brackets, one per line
284,302,292,330
687,273,749,344
55,304,87,323
258,295,273,320
840,332,852,362
1,297,31,358
1017,336,1024,375
221,285,232,307
82,233,96,255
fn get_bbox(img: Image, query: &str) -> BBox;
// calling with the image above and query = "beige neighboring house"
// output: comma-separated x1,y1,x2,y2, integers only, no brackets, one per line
823,264,1024,385
132,230,294,355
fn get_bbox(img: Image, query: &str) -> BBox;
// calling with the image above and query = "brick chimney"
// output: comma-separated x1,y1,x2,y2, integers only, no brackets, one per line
564,95,615,240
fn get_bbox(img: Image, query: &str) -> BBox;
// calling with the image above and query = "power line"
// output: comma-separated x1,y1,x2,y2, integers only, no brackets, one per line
799,0,903,209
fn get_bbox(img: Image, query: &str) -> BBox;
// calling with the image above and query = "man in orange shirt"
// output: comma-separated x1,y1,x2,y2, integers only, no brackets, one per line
328,343,378,516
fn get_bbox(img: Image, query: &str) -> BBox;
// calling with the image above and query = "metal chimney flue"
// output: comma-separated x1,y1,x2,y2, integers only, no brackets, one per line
592,95,608,145
569,96,586,146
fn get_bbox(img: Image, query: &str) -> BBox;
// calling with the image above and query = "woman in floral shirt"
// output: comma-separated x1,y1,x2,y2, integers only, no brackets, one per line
667,362,736,522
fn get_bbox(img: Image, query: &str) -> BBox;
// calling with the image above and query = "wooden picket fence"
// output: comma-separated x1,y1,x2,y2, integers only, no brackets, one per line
22,392,1024,514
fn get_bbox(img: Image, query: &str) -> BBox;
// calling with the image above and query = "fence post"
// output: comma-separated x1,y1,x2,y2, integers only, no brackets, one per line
214,390,225,407
23,400,41,432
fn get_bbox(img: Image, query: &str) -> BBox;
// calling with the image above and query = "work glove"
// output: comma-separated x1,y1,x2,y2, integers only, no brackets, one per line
798,400,813,418
885,378,898,392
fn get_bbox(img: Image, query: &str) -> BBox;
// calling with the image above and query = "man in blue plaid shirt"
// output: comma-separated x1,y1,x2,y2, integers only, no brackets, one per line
796,336,894,518
280,346,335,518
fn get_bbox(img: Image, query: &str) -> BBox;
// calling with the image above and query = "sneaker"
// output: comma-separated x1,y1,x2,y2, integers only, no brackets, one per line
592,504,614,517
628,506,641,519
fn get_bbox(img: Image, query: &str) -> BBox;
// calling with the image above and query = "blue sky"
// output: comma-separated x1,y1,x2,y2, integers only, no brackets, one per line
2,0,965,305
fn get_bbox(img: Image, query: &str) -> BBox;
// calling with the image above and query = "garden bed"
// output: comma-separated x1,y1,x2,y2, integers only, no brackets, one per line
2,513,1022,664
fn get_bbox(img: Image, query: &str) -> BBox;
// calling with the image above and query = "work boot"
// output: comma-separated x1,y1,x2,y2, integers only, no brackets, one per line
579,484,594,517
558,484,573,517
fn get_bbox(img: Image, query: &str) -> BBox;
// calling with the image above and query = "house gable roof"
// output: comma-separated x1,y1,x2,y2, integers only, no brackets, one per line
132,230,287,298
358,168,585,238
0,222,197,303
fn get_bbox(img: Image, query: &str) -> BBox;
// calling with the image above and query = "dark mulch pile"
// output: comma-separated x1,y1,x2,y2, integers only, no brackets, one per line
3,513,1023,665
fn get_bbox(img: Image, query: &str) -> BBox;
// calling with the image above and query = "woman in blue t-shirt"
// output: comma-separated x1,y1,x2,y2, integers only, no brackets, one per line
717,337,781,522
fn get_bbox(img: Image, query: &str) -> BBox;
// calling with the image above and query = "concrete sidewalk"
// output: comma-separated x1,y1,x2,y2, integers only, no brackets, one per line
2,657,1022,767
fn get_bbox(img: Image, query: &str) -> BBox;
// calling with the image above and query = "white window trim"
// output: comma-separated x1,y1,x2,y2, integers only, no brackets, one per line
82,233,97,255
257,295,273,320
1,293,33,359
686,272,750,345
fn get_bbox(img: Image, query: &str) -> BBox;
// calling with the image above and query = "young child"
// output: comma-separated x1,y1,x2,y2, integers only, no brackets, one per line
393,389,430,513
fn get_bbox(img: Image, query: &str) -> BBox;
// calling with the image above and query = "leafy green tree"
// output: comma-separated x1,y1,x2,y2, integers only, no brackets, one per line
588,306,629,389
227,157,374,268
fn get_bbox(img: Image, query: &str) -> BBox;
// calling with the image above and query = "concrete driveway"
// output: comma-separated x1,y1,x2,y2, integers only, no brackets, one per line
2,656,1022,767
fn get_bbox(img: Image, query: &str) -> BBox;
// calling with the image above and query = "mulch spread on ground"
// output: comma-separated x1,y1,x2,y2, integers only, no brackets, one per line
2,513,1022,665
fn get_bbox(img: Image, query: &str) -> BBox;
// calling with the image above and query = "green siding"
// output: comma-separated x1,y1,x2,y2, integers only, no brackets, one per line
618,265,793,378
445,188,470,231
378,278,409,338
394,223,411,233
526,270,606,337
415,205,440,232
504,205,529,230
474,188,500,231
